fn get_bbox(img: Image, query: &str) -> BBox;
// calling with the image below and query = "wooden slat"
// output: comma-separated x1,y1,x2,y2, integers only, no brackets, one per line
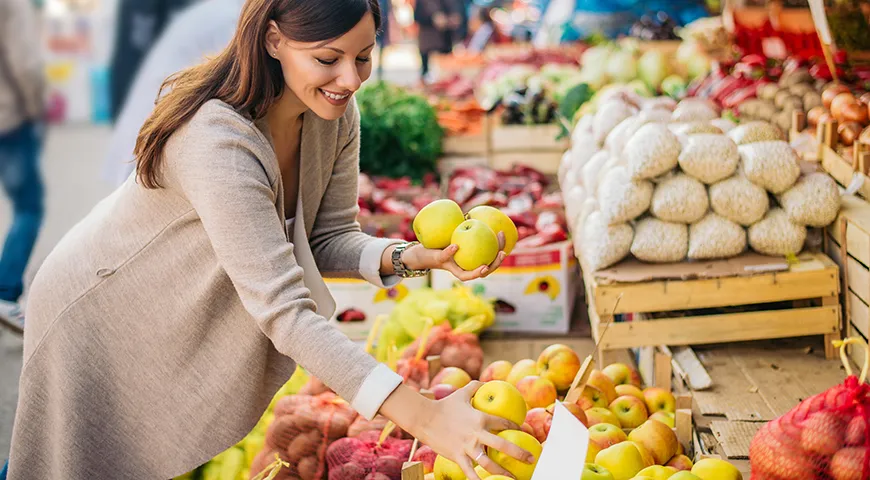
819,141,870,200
828,196,870,267
847,323,870,373
489,123,568,152
597,306,839,350
826,234,870,305
692,349,778,421
729,352,823,417
489,151,563,174
849,291,870,339
710,421,763,459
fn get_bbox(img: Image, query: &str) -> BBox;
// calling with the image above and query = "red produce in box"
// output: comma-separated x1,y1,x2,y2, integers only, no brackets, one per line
463,192,496,210
448,177,477,205
509,165,548,185
535,211,566,232
507,211,538,229
722,81,767,109
522,181,545,201
358,174,375,200
536,192,564,209
378,198,417,217
507,193,535,214
515,223,568,249
517,226,536,241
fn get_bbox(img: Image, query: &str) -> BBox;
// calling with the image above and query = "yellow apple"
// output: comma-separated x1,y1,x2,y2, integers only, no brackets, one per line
432,367,472,389
484,477,511,480
691,458,743,480
481,361,513,383
583,463,616,480
615,385,646,403
451,219,499,271
649,411,675,428
516,375,558,409
536,344,582,391
474,465,491,478
595,442,647,480
602,363,643,387
637,465,678,480
467,205,519,255
506,359,538,386
628,441,656,468
434,455,466,480
669,472,703,480
667,454,694,472
643,387,676,414
628,420,679,466
589,422,628,450
609,395,650,429
629,477,656,480
588,370,619,404
486,430,541,480
576,385,610,411
585,407,622,428
586,441,602,463
413,199,466,249
472,380,528,428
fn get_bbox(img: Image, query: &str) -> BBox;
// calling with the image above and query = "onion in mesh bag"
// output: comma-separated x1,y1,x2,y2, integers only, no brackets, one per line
778,172,841,227
650,173,708,224
631,217,688,263
748,208,807,256
598,166,654,225
678,134,739,184
688,212,747,260
582,211,633,271
739,141,801,194
624,123,682,180
709,174,769,226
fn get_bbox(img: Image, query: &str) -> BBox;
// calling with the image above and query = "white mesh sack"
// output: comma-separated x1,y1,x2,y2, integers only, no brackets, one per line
650,173,709,223
710,118,737,133
671,122,724,136
624,123,682,180
582,211,634,271
582,151,610,194
593,100,636,146
572,115,595,148
678,134,740,184
641,96,677,112
709,174,770,226
631,217,688,263
688,212,747,260
778,173,841,227
605,117,642,158
637,108,674,124
558,150,573,186
598,166,654,225
748,208,807,256
727,121,784,145
671,102,718,122
564,185,586,231
739,141,801,194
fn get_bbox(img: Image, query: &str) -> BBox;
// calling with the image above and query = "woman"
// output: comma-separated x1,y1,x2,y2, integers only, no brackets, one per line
415,0,462,81
6,1,532,479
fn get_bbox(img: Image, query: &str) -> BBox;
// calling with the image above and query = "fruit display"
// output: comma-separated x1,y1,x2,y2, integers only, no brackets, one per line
560,86,843,271
432,98,487,137
400,316,487,380
749,338,870,480
477,63,585,126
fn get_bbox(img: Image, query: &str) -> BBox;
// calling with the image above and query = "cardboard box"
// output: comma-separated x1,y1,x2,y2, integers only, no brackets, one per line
325,275,430,342
431,240,577,333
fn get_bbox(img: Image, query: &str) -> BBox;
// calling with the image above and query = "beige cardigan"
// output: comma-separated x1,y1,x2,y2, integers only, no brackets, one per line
9,99,404,478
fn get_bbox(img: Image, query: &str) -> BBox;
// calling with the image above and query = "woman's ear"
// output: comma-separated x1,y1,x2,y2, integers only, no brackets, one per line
265,20,283,58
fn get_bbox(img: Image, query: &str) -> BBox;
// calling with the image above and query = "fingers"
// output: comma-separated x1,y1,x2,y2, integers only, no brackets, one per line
483,252,507,278
445,260,481,282
456,380,483,401
483,413,520,432
438,244,459,264
459,456,480,480
472,448,513,478
480,431,535,464
497,231,506,251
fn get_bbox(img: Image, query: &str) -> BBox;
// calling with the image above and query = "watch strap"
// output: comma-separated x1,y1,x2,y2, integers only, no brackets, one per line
392,242,429,278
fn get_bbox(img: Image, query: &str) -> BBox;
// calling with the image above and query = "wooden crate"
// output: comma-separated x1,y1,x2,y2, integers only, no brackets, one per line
582,252,842,365
486,118,568,174
442,133,489,156
791,113,870,201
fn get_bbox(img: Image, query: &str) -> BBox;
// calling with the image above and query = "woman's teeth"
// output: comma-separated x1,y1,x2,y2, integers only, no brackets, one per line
322,90,349,101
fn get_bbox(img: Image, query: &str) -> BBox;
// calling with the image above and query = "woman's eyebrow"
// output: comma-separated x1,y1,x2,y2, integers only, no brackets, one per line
310,42,377,54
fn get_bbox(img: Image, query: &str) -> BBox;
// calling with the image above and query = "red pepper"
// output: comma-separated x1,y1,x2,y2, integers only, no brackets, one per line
337,309,367,323
463,192,496,210
448,177,477,205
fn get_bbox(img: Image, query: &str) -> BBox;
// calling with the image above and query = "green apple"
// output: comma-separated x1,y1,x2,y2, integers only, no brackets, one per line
691,458,743,480
636,465,678,480
472,380,528,427
434,455,466,480
413,199,466,249
582,463,615,480
451,219,499,271
595,442,647,480
467,205,519,254
669,472,703,480
487,430,541,480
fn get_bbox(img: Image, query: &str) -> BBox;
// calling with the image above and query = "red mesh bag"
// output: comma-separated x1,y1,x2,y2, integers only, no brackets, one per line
749,338,870,480
347,414,408,440
325,427,414,480
400,316,486,379
250,392,358,480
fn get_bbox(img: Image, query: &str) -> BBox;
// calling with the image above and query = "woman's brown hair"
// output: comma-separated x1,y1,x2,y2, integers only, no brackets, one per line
133,0,381,188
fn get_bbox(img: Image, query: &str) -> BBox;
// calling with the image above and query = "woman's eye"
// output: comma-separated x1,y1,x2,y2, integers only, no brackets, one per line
357,56,372,64
316,58,337,66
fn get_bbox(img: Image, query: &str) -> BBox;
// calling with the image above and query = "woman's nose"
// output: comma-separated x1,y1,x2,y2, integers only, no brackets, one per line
336,64,362,92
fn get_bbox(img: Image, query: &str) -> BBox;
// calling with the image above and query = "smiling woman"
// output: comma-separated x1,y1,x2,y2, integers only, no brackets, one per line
5,1,522,479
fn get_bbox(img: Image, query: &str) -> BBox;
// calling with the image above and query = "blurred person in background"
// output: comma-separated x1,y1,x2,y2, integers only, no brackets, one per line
375,0,391,79
108,0,202,122
0,0,46,335
104,0,246,186
415,0,462,82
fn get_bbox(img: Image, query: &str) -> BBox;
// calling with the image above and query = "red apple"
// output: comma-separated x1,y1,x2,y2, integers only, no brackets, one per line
481,360,513,383
575,385,609,411
412,446,437,474
548,402,588,427
649,411,676,428
523,408,552,443
431,367,472,389
588,370,619,404
615,384,646,403
666,454,694,471
585,407,622,428
609,395,650,429
643,387,676,414
801,411,846,456
602,362,643,388
588,422,628,450
627,419,679,466
516,375,558,409
432,384,458,400
537,344,582,391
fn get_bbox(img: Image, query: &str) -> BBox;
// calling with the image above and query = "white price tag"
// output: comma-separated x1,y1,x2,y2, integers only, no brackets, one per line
530,402,589,480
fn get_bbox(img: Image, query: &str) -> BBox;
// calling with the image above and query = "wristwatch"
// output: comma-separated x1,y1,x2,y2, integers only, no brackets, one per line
392,242,429,278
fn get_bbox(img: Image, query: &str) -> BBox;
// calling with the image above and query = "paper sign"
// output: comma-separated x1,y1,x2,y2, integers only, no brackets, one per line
530,402,589,480
807,0,833,46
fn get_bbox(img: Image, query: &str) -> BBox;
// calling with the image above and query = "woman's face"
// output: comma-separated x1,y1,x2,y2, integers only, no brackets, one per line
268,12,376,121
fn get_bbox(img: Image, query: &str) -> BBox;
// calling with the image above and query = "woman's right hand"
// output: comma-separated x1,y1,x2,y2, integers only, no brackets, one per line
380,382,535,479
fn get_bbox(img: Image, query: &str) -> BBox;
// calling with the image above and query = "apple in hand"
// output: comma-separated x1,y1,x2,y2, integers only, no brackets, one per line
486,430,541,480
691,458,743,480
481,361,513,383
643,387,676,414
451,219,500,271
585,407,622,428
434,455,465,480
666,454,694,472
649,411,675,428
536,344,582,391
636,466,678,480
628,420,679,466
589,423,628,450
516,376,558,409
474,465,491,478
582,463,616,480
602,363,642,388
413,199,466,250
615,385,646,403
506,359,538,386
576,385,610,411
588,370,619,404
471,380,528,427
467,205,519,255
432,367,472,389
595,442,647,480
609,395,650,429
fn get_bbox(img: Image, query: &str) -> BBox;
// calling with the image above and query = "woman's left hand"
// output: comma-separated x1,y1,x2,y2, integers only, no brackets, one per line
404,232,508,281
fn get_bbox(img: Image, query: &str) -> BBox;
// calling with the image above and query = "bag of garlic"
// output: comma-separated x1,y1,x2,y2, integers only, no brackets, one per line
688,212,747,260
631,217,688,263
597,166,654,225
748,208,807,256
624,123,682,180
581,211,633,271
739,141,801,194
709,174,770,226
678,134,739,184
779,173,841,227
649,173,708,224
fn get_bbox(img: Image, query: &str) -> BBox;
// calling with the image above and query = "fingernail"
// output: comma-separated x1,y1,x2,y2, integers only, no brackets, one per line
481,267,489,275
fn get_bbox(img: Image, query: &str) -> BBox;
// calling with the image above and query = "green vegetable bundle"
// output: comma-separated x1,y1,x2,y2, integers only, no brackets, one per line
357,81,443,181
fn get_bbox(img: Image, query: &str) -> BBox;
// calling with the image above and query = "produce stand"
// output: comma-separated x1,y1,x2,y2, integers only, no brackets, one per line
581,251,842,366
487,119,568,174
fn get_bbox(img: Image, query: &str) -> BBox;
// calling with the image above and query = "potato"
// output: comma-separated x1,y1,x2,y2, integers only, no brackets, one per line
780,69,812,87
326,413,352,441
286,429,323,461
297,455,321,480
803,92,823,111
775,91,799,109
789,83,815,98
759,84,781,101
773,111,793,133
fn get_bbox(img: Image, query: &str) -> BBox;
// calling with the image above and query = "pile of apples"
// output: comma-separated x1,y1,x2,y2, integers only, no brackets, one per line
416,344,743,480
413,200,519,271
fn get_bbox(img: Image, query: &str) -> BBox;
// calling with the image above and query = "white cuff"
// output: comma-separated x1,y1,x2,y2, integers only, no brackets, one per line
360,238,404,289
351,363,404,420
